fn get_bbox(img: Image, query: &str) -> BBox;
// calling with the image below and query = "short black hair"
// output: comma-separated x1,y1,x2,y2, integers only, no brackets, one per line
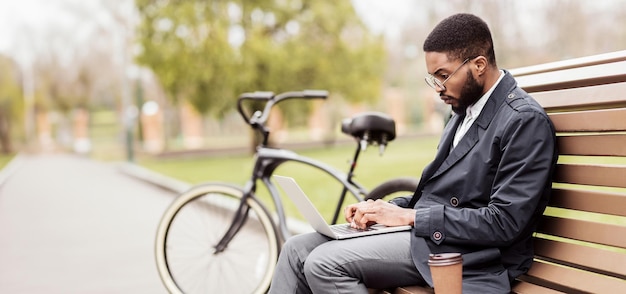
423,13,496,66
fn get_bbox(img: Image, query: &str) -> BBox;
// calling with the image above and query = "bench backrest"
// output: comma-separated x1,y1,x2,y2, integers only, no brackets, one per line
509,50,626,293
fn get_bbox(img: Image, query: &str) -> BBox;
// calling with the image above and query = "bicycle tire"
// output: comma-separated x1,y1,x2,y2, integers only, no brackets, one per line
155,183,279,294
366,177,419,201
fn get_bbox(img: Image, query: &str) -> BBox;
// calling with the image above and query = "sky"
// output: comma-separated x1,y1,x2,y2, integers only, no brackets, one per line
0,0,80,50
351,0,416,39
0,0,96,65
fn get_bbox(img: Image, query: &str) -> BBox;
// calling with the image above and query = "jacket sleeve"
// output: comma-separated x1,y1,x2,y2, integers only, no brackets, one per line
412,109,557,247
389,195,412,207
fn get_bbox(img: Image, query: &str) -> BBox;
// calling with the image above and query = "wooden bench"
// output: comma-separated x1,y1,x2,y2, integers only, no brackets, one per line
380,50,626,293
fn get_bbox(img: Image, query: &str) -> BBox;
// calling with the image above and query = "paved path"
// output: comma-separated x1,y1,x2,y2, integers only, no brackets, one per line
0,153,175,293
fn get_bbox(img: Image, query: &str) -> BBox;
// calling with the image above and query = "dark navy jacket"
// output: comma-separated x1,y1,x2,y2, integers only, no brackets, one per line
392,71,558,292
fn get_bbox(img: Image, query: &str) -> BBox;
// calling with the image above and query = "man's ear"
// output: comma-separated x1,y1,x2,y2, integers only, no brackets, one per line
473,56,488,76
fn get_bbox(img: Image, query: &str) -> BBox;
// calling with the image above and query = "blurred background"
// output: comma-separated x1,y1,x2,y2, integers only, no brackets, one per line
1,0,625,162
1,2,625,292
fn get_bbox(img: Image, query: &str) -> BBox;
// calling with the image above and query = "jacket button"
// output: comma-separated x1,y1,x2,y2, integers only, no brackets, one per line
450,197,459,207
433,231,443,241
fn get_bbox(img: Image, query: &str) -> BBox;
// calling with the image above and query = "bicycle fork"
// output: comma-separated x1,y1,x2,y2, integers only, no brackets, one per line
213,197,251,254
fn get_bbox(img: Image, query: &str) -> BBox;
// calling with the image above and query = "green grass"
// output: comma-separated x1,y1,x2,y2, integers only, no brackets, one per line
0,153,15,169
138,136,440,222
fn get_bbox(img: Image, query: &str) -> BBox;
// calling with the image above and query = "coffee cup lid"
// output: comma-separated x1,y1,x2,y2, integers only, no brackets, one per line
428,253,462,266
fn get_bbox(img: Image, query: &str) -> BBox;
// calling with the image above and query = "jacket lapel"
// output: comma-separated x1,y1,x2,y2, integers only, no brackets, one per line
429,71,515,180
408,113,463,207
431,116,481,179
422,113,462,180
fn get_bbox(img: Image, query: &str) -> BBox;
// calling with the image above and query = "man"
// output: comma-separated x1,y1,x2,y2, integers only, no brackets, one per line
269,13,557,293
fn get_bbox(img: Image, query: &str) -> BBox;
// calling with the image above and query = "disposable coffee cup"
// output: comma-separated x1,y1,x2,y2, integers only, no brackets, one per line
428,253,463,294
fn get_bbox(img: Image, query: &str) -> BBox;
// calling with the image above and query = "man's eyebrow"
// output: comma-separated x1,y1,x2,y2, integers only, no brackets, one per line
433,68,445,76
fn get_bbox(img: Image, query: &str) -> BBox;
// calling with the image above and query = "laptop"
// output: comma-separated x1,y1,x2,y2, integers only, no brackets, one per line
274,175,412,240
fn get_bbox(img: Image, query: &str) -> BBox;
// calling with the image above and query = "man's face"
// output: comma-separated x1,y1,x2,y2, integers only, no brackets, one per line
425,52,484,115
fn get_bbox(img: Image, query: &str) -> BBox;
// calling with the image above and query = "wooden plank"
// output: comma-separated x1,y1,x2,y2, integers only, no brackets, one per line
522,261,626,293
533,238,626,278
548,108,626,132
532,82,626,111
550,188,626,217
557,134,626,156
536,216,626,248
554,164,626,188
515,60,626,93
511,280,564,294
511,50,626,77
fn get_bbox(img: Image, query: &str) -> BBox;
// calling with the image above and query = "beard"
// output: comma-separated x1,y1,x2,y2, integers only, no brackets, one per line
449,70,484,115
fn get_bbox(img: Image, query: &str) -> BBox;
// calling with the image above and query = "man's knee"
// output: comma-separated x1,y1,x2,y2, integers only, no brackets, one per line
302,244,343,281
279,233,329,270
302,249,328,281
280,234,301,257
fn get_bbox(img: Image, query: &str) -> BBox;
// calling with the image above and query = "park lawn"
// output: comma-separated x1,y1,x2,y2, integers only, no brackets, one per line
0,154,15,169
139,136,439,222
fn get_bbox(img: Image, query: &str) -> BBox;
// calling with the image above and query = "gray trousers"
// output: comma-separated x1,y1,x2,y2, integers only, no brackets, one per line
268,231,426,294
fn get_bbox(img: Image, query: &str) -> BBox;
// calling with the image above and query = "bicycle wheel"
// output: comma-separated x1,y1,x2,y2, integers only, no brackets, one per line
155,183,279,294
366,177,419,201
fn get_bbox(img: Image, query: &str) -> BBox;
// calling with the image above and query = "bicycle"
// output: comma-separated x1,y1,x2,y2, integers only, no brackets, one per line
155,90,419,294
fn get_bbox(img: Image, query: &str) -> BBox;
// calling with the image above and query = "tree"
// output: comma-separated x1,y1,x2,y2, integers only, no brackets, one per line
135,0,386,122
0,55,23,154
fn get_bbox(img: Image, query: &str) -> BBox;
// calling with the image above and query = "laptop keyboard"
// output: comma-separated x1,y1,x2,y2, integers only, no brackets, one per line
331,223,374,235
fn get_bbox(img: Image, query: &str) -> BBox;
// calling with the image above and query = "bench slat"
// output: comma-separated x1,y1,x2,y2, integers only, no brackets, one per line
515,60,626,92
533,82,626,111
521,261,626,293
511,280,564,294
548,108,626,132
511,50,626,77
549,188,626,217
537,216,626,248
554,164,626,188
533,238,626,278
557,134,626,157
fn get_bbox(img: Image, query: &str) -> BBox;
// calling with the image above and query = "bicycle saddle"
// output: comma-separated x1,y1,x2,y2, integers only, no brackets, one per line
341,112,396,145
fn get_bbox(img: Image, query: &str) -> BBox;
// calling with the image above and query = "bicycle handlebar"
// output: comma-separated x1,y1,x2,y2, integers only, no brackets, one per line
237,90,328,127
236,91,274,125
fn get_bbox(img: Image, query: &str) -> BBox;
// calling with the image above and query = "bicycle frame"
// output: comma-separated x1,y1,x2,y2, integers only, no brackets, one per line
215,90,370,252
215,144,369,251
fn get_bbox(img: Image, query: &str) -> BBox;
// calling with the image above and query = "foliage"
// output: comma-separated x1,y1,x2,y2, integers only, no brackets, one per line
0,55,24,153
134,0,386,121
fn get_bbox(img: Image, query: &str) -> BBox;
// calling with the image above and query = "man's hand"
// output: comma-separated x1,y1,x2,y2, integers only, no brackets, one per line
344,199,416,229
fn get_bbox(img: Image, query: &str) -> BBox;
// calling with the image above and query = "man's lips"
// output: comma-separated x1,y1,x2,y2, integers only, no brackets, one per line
440,95,455,104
